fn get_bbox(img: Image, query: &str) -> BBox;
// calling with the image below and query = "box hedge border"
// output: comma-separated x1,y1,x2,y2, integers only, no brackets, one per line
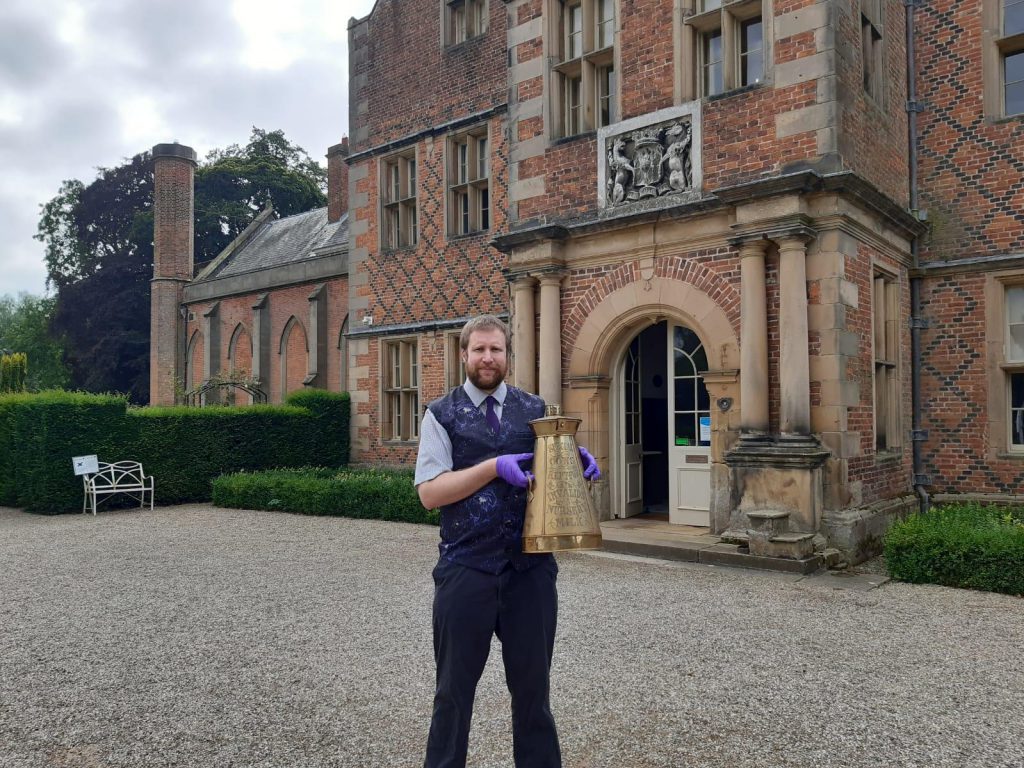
212,467,438,526
0,389,350,513
884,503,1024,596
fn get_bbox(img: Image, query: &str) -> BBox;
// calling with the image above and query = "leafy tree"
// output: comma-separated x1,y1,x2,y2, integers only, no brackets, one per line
35,128,327,404
0,293,70,390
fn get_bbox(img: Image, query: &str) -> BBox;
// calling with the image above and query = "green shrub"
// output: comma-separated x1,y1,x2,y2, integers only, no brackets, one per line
212,467,438,525
884,503,1024,596
0,390,130,510
0,353,28,393
0,390,350,513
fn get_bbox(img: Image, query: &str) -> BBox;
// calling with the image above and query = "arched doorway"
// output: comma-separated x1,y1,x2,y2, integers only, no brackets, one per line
617,320,712,526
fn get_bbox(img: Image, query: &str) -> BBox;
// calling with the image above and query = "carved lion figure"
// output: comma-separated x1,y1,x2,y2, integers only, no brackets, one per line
607,137,634,204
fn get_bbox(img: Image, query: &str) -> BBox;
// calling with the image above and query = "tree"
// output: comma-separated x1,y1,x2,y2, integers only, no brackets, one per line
35,128,327,403
0,293,70,391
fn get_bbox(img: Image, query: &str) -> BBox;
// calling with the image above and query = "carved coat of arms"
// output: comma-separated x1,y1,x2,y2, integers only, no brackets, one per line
605,120,693,207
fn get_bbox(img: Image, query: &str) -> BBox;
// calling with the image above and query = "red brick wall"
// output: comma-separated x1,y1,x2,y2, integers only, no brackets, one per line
283,320,308,399
349,0,507,153
842,244,914,503
916,1,1024,262
835,0,910,207
184,275,348,404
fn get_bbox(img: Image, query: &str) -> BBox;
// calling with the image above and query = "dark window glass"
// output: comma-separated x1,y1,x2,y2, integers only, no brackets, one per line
1006,52,1024,115
1005,0,1024,36
704,31,723,96
740,19,763,86
675,414,696,445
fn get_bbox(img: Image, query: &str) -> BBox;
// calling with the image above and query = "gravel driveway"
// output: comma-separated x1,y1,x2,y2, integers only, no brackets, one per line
1,504,1022,768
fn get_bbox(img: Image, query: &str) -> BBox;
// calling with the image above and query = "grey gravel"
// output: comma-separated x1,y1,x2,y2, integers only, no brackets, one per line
1,504,1022,768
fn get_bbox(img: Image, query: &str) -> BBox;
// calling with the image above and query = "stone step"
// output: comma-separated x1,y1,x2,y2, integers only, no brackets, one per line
749,530,816,560
746,509,791,536
597,535,822,575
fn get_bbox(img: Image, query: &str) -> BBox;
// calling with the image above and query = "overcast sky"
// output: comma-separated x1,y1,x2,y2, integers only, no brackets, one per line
0,0,377,298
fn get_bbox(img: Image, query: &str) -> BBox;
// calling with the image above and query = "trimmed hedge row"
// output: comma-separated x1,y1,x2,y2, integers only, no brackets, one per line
884,503,1024,596
212,467,438,526
0,389,350,513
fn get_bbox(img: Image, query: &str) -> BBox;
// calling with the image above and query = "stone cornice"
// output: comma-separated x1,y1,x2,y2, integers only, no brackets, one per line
713,170,926,240
912,252,1024,278
345,313,509,339
346,104,508,164
725,435,830,469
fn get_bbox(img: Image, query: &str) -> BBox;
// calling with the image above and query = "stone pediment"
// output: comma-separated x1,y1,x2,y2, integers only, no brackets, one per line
597,101,703,212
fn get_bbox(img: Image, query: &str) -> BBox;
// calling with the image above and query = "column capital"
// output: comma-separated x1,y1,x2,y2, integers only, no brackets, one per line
535,270,567,287
776,229,815,250
730,235,770,256
506,272,538,289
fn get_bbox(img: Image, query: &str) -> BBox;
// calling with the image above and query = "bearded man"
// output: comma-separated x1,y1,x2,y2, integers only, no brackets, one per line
415,314,599,768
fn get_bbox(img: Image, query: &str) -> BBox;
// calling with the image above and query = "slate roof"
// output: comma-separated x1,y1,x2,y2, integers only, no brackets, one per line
198,207,348,282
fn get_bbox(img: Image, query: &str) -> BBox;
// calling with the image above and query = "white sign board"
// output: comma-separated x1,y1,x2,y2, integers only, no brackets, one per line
699,416,712,444
72,455,99,476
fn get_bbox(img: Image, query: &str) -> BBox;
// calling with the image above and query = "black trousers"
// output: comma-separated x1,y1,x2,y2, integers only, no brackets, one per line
424,558,561,768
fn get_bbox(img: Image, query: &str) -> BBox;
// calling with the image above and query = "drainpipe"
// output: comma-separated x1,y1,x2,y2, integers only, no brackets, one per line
906,0,930,514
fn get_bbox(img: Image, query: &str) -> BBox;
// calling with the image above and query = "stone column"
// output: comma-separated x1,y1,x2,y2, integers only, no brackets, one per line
537,272,563,405
512,276,537,394
738,239,769,434
778,234,812,436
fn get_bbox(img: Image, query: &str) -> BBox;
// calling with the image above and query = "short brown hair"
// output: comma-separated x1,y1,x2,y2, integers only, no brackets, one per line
460,314,511,352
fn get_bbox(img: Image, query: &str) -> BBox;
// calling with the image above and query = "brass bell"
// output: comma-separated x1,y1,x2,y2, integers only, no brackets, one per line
522,404,603,553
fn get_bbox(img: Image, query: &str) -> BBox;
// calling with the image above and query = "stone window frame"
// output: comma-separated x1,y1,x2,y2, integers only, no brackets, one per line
677,0,772,102
871,263,901,452
382,337,420,443
860,0,885,105
446,124,491,237
442,0,488,47
546,0,619,139
986,271,1024,455
445,331,467,391
380,149,418,251
983,0,1024,119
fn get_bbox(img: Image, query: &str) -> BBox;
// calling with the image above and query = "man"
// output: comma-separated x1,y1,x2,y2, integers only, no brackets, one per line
415,314,599,768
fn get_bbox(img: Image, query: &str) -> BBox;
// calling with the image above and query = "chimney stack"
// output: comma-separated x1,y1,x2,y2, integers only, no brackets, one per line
327,137,349,224
150,142,197,406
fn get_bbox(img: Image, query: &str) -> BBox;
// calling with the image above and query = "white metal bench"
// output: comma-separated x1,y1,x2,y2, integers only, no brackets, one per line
82,460,155,516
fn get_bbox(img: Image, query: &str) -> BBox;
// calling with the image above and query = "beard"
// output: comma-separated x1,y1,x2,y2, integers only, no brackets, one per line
466,363,506,391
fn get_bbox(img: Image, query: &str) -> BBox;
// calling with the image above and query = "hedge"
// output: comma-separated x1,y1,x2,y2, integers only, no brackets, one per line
212,467,438,525
884,503,1024,596
0,389,350,513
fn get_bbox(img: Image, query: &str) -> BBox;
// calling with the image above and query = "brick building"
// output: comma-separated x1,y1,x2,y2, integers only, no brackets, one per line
340,0,1024,565
150,141,350,407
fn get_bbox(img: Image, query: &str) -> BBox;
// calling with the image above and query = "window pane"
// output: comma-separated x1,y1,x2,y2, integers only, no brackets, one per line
1012,373,1024,446
702,0,721,10
676,378,696,410
477,137,488,179
676,326,702,355
597,0,615,48
1005,0,1024,36
407,159,416,198
741,20,763,86
1009,286,1024,360
1006,52,1024,115
598,66,615,127
567,4,583,59
704,31,723,96
479,187,490,230
458,143,468,184
675,414,696,445
697,380,710,410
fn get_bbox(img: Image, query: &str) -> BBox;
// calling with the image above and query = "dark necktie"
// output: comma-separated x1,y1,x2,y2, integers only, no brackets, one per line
485,395,500,433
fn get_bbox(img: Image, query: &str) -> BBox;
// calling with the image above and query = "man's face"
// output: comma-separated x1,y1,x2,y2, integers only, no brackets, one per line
462,328,508,392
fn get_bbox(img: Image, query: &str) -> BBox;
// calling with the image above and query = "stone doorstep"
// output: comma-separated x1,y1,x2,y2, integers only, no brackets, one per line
748,530,817,560
598,527,822,575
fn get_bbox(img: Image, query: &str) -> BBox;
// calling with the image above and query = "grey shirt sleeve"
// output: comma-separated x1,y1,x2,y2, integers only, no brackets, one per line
414,409,453,487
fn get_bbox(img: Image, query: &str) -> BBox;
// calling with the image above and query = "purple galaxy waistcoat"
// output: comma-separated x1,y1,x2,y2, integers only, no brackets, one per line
428,385,552,574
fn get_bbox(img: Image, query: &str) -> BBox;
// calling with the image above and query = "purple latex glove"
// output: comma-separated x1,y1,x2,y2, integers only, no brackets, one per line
496,452,534,488
578,446,601,481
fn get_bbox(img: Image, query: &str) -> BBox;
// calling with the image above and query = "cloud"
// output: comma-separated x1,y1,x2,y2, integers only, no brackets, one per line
0,0,374,297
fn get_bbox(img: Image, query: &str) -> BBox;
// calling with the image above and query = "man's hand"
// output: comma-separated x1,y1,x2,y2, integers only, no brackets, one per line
578,446,601,480
496,453,534,488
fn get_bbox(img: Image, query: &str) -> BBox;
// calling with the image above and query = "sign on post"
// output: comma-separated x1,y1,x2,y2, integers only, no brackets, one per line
72,455,99,476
